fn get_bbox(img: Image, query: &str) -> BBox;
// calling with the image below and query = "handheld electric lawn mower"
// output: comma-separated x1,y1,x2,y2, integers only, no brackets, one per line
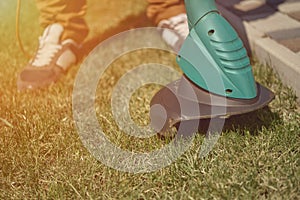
150,0,274,136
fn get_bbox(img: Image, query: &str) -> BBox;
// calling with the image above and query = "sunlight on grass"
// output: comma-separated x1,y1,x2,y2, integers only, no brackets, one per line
0,0,299,199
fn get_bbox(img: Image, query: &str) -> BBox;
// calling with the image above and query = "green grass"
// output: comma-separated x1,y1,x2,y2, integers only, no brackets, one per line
0,0,299,199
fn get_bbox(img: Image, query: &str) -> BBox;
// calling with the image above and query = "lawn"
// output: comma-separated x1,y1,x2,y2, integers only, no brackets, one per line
0,0,299,199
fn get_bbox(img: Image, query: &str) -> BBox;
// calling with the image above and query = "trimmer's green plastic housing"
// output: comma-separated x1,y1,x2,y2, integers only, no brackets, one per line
178,0,256,99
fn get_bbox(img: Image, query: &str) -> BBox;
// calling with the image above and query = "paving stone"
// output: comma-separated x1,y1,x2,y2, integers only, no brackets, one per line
278,37,300,53
289,11,300,21
227,0,276,21
254,38,300,101
278,2,300,14
240,6,276,21
249,12,300,34
233,0,266,11
267,27,300,52
243,21,266,50
267,27,300,40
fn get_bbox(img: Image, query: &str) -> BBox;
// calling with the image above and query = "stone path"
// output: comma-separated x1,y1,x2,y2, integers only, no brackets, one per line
216,0,300,102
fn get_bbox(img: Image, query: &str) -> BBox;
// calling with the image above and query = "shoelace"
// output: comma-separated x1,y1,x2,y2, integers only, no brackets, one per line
172,21,189,39
159,14,189,38
32,37,62,67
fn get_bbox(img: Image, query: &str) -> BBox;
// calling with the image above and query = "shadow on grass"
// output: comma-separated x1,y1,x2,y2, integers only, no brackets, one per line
195,106,282,137
158,106,281,140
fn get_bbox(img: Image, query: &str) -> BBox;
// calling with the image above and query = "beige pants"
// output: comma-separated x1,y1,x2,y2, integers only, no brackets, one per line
35,0,185,44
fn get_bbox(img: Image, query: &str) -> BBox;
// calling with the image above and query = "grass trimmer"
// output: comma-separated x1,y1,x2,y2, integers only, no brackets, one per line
150,0,274,136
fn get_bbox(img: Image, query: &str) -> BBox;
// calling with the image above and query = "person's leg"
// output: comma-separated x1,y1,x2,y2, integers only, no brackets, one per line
17,0,88,90
146,0,188,52
36,0,89,44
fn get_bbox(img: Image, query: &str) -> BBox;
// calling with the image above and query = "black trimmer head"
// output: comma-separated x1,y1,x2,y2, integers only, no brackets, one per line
150,76,275,135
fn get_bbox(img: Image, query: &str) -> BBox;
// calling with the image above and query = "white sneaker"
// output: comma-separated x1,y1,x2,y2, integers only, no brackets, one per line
158,13,189,53
17,23,79,90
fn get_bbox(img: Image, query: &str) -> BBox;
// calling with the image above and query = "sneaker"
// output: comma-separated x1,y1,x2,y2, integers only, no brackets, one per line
17,23,79,90
158,13,189,53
